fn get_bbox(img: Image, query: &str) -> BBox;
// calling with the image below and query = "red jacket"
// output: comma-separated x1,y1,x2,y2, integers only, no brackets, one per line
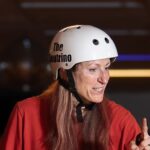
0,96,140,150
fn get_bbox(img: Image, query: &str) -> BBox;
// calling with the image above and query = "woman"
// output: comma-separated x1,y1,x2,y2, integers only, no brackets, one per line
1,25,150,150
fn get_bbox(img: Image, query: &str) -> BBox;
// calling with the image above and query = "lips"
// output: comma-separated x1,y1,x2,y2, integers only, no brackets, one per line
92,87,104,93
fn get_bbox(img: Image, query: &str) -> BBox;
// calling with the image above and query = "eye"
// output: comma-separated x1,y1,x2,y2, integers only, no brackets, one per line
105,65,110,70
89,68,97,72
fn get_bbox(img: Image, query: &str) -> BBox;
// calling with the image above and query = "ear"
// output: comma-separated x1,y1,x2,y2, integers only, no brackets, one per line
59,68,67,80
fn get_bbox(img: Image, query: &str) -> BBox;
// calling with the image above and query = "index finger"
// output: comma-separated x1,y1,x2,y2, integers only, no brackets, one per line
142,118,149,139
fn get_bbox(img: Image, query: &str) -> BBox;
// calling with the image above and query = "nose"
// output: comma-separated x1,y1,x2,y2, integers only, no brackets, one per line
97,70,109,84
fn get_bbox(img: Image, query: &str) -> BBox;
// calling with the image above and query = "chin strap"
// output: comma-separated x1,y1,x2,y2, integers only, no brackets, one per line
58,69,95,122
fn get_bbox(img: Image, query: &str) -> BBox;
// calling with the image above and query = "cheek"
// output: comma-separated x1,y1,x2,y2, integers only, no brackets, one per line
75,76,87,88
74,73,92,90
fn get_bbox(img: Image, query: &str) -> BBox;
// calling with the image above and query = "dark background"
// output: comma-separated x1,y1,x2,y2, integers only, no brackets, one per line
0,0,150,136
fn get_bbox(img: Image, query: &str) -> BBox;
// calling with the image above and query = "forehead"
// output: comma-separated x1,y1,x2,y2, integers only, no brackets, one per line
79,58,110,66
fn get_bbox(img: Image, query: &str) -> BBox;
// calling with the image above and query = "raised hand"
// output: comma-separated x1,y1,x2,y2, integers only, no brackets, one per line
130,118,150,150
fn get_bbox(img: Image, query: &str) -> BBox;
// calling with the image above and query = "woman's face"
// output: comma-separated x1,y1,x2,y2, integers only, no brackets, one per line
73,58,111,103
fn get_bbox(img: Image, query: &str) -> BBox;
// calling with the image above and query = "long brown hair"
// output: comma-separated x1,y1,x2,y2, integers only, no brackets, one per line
41,81,110,150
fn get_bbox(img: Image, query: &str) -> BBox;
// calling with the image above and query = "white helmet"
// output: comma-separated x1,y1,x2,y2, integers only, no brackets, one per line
49,25,118,78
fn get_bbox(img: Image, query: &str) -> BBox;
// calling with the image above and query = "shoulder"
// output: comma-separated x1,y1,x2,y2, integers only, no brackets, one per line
106,99,139,126
107,99,131,117
17,96,40,109
108,100,138,127
15,96,48,116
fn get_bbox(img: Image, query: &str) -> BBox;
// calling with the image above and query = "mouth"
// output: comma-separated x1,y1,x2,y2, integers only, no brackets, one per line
92,87,104,93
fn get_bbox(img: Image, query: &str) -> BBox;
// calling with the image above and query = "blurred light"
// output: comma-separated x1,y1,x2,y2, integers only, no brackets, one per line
118,54,150,61
19,61,32,70
0,62,10,70
110,69,150,77
46,64,51,72
20,2,143,9
23,38,31,49
22,84,31,92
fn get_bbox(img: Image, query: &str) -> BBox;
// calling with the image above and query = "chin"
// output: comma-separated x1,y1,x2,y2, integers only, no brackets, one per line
92,96,104,103
93,99,103,103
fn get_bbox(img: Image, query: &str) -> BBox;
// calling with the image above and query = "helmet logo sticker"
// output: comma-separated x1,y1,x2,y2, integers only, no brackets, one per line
49,42,72,63
53,42,63,51
93,39,99,45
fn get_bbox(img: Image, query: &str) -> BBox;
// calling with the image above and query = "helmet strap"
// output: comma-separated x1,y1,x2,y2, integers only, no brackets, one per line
58,69,95,122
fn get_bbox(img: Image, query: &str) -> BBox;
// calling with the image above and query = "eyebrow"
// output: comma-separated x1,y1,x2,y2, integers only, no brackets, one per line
87,61,111,67
106,62,111,66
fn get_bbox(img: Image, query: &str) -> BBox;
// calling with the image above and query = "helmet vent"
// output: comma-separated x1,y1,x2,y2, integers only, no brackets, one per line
105,37,109,43
76,26,81,29
93,39,99,45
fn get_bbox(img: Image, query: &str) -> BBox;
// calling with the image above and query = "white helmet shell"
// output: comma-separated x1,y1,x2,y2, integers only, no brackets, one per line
49,25,118,78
